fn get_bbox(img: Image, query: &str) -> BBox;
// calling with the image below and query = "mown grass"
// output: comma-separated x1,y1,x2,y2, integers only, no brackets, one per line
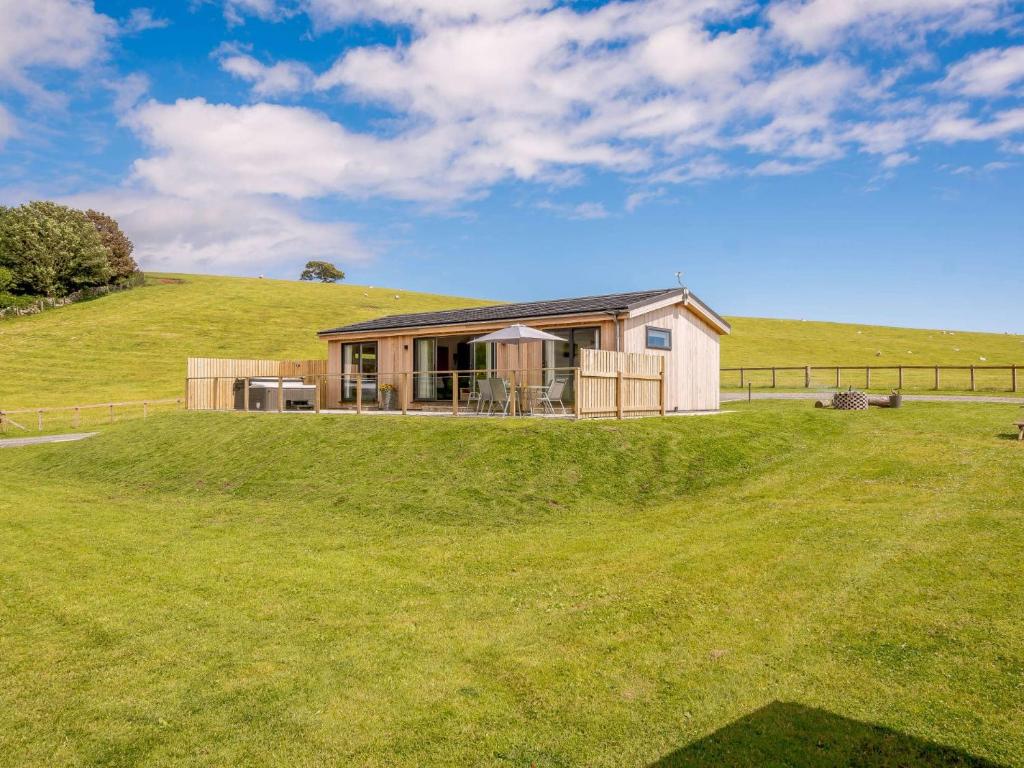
1,401,1022,766
0,273,488,408
3,273,1023,410
721,316,1024,368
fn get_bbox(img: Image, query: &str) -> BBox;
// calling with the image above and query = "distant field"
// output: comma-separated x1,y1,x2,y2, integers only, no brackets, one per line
721,316,1024,367
2,274,1022,408
0,273,487,408
1,401,1022,765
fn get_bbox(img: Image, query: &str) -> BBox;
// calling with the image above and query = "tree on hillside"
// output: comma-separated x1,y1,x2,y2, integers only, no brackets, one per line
85,209,138,282
0,202,110,297
300,261,345,283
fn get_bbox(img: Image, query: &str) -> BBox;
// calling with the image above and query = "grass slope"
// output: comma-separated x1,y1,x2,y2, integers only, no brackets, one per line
1,402,1023,766
0,273,489,408
2,273,1023,407
721,316,1024,367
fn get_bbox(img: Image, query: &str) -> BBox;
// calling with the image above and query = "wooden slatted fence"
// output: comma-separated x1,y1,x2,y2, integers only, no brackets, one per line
577,349,665,418
186,358,328,410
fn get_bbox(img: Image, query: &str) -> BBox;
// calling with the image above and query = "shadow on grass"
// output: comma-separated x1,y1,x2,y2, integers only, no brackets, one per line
649,702,1004,767
995,432,1023,442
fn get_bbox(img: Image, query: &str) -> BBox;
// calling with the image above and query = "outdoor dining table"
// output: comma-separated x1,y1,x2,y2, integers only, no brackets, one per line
516,384,547,415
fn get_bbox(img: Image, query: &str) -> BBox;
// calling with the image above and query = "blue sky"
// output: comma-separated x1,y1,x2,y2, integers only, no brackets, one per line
1,0,1022,332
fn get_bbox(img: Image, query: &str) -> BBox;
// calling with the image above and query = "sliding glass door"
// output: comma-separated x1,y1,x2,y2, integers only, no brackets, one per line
542,327,600,400
341,342,378,402
413,335,496,401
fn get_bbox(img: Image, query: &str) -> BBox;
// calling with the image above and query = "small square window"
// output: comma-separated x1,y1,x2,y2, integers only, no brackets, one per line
646,326,672,350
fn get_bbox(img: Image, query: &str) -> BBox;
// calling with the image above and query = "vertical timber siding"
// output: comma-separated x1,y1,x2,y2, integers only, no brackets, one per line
621,304,721,411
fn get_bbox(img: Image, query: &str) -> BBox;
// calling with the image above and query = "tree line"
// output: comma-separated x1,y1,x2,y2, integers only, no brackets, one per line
0,201,140,307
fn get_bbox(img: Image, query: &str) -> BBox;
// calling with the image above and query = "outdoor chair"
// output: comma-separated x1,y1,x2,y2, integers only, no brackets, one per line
538,376,569,415
487,377,511,415
474,378,492,414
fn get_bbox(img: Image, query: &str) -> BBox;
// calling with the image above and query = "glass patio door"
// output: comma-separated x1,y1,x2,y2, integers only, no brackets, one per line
341,342,378,402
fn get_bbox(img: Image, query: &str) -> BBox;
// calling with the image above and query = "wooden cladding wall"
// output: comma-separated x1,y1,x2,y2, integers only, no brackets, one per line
578,349,664,418
186,357,328,410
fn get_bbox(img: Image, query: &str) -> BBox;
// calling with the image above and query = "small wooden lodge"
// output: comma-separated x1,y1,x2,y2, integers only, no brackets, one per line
186,287,729,418
317,287,730,414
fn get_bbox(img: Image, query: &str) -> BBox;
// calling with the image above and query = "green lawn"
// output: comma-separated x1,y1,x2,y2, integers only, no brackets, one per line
2,273,1023,408
1,401,1022,766
721,316,1024,368
0,273,488,408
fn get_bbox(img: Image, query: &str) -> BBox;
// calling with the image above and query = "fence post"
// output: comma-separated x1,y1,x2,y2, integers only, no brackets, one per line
212,377,219,411
109,404,114,424
356,373,362,414
243,378,250,412
659,359,667,416
509,370,517,417
739,367,745,388
37,410,43,431
278,377,284,413
143,401,148,418
935,366,940,391
403,372,410,415
898,366,904,389
805,366,811,388
73,407,80,428
970,365,976,392
1013,364,1019,394
771,367,777,388
835,367,841,388
452,372,459,416
865,367,871,389
616,371,624,420
574,368,582,419
0,412,5,434
314,377,321,415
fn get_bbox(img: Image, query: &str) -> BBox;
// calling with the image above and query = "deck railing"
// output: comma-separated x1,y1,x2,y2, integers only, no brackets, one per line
185,362,666,419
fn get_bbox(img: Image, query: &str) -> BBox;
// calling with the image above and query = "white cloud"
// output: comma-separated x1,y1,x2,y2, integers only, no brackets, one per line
881,151,916,168
768,0,1007,51
0,0,116,102
304,0,551,26
942,46,1024,96
124,7,170,34
64,190,373,273
928,106,1024,142
536,199,611,219
218,53,315,97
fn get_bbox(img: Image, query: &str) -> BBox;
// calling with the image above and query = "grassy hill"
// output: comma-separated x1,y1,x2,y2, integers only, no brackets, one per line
1,401,1022,765
721,316,1024,368
0,273,489,408
1,272,1022,407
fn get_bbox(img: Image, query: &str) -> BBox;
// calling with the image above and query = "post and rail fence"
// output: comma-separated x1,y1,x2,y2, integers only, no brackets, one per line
0,398,184,434
722,364,1021,393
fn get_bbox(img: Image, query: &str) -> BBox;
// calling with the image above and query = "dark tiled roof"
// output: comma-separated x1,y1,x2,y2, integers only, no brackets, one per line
319,289,678,335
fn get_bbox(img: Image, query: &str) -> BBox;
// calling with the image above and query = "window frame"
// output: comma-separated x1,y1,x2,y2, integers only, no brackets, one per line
645,326,672,351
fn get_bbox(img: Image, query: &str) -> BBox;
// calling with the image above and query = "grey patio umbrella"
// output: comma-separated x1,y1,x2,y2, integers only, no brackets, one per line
469,324,565,345
470,325,566,414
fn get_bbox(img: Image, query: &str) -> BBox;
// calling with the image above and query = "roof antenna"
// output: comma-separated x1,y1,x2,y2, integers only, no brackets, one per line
675,270,690,298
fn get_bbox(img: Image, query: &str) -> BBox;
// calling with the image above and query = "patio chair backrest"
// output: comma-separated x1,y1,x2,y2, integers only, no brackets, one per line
547,377,568,399
477,378,493,402
488,377,508,400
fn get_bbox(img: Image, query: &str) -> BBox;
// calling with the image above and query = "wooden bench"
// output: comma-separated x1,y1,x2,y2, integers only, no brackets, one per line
1017,422,1024,441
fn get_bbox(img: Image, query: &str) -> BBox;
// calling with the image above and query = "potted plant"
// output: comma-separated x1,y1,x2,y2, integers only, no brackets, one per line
380,383,396,410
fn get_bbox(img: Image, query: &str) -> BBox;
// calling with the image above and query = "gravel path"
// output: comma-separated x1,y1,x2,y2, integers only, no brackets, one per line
0,432,98,448
722,392,1024,405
